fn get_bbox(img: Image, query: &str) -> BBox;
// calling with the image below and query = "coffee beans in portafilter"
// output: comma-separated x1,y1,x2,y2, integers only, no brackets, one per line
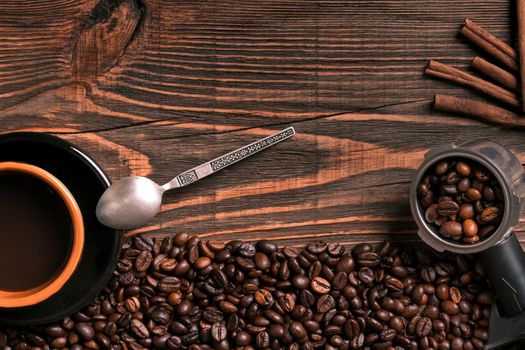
0,234,493,350
418,158,504,244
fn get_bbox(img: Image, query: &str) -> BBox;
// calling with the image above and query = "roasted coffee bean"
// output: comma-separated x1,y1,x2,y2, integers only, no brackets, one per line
420,267,436,283
307,241,327,254
187,244,199,264
45,325,66,338
311,276,331,294
119,271,135,285
317,294,335,313
415,179,430,195
210,322,227,343
124,285,140,297
158,277,181,293
332,271,348,290
299,289,315,306
277,293,295,312
412,285,428,305
480,206,501,223
450,287,462,304
210,269,228,287
420,190,434,208
173,259,190,276
483,186,495,201
379,328,396,342
217,300,237,314
255,240,276,254
442,183,459,195
357,251,380,267
344,319,360,338
457,177,471,192
203,308,223,324
451,336,464,350
462,219,478,236
327,243,344,256
264,309,284,324
437,200,459,216
425,203,439,223
335,255,355,273
435,161,449,175
195,256,211,269
268,324,285,339
289,322,307,340
125,296,140,313
350,333,365,348
283,246,300,258
236,256,255,270
238,242,256,257
385,276,404,292
358,267,375,284
389,316,405,332
254,252,270,271
440,221,463,236
456,161,471,176
352,243,372,257
376,309,391,322
50,337,67,349
463,235,480,244
475,168,491,182
255,331,270,348
176,300,193,316
466,188,482,201
479,224,496,238
167,291,182,306
130,319,149,338
255,289,273,306
75,322,95,341
117,258,133,273
292,274,310,289
459,203,475,219
415,317,432,337
436,283,450,301
135,251,153,272
441,300,460,315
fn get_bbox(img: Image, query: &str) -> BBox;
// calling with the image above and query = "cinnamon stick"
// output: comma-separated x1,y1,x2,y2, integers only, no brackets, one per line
425,60,519,108
517,0,525,111
470,56,519,92
460,18,518,72
434,94,524,128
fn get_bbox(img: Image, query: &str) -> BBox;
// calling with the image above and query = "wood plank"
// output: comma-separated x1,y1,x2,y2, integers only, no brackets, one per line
0,0,523,248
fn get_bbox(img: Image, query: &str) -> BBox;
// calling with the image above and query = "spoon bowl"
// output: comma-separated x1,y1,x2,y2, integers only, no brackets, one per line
96,176,164,230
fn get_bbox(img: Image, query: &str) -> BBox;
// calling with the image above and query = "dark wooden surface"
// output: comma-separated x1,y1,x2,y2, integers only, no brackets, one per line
1,0,523,247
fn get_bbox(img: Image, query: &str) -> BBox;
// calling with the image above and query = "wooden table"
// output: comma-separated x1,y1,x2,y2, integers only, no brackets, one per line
1,0,522,247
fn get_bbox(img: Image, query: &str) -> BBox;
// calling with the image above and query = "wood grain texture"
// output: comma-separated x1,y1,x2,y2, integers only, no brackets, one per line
0,0,524,247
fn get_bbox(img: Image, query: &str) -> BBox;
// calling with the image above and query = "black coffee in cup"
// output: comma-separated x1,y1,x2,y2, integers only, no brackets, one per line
0,173,73,291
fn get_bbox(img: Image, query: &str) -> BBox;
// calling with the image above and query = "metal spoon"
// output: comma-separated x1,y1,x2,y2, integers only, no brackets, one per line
96,127,295,230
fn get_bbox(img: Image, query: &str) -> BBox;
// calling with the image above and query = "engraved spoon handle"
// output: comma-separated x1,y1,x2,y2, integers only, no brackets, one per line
162,127,295,190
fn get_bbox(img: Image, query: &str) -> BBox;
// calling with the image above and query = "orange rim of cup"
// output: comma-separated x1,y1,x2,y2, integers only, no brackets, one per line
0,162,84,308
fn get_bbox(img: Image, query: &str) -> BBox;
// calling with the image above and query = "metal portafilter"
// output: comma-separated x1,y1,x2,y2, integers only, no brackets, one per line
410,139,525,349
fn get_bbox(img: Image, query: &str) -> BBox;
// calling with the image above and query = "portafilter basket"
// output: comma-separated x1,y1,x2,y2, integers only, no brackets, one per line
410,139,525,349
410,139,525,254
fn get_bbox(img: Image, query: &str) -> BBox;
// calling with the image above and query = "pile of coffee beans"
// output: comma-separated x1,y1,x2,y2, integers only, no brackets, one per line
418,158,504,244
0,234,493,349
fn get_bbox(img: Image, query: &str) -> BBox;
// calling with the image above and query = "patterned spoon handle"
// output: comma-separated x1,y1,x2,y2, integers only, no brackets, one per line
163,127,295,190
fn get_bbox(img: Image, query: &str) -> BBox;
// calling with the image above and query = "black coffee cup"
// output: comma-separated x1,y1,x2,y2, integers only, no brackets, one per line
0,132,120,325
0,161,84,308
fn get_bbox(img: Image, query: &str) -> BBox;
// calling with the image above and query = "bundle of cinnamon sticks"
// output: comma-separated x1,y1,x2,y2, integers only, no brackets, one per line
425,8,525,128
